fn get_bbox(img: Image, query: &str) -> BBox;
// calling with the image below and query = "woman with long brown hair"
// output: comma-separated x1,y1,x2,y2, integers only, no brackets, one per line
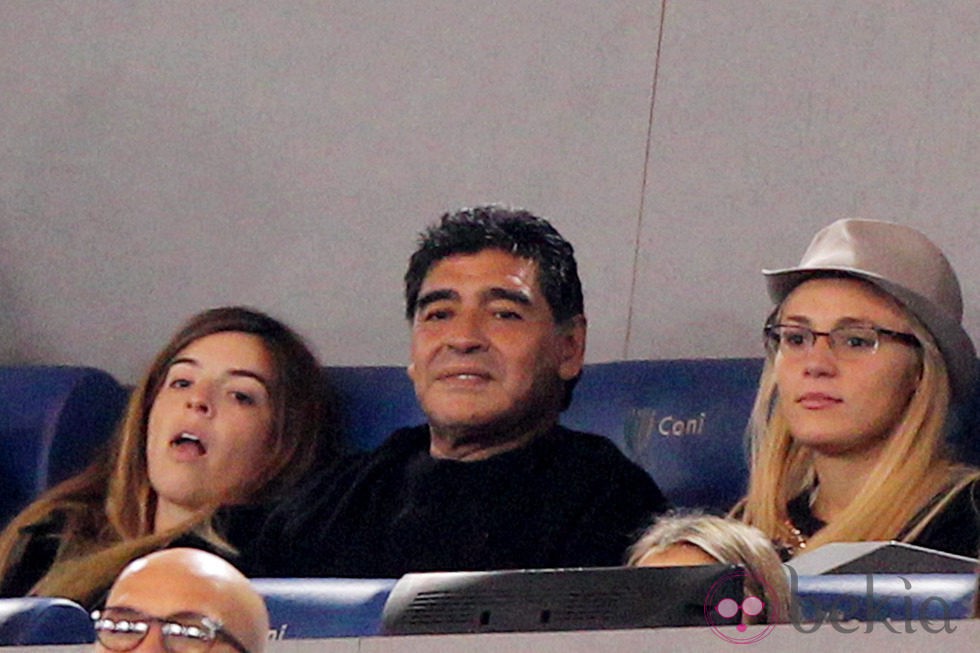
0,306,335,606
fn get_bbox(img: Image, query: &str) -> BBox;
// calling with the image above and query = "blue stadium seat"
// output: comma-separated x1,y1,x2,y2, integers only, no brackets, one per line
252,578,397,639
323,366,424,452
0,366,128,527
0,597,94,646
564,359,764,510
791,573,978,623
951,366,980,466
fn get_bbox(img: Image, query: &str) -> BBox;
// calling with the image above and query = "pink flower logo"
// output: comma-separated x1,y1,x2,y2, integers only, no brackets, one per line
704,568,779,644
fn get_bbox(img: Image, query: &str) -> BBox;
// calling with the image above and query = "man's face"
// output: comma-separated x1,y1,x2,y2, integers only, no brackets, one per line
408,249,585,445
95,553,264,653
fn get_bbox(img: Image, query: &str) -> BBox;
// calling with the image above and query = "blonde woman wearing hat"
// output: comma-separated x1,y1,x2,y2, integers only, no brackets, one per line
737,219,980,559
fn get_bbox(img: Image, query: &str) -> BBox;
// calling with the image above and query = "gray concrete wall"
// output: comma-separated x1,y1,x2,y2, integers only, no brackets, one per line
1,1,977,383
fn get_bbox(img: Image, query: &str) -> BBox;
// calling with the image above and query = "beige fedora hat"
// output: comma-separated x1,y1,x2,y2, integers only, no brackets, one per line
763,218,977,401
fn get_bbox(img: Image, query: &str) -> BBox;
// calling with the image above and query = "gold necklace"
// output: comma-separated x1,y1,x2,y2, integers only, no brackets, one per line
782,519,808,557
781,487,818,556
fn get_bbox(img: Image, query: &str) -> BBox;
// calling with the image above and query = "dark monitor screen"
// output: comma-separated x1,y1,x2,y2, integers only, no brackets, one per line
381,564,743,635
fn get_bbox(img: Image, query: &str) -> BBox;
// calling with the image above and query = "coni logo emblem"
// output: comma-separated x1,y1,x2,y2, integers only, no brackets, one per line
704,568,779,644
625,408,707,458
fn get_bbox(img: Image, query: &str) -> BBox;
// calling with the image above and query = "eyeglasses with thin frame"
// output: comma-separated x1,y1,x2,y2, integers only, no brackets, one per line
763,324,920,360
92,607,251,653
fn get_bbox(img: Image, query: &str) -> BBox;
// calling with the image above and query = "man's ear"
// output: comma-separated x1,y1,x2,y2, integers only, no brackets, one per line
557,315,587,381
407,319,418,383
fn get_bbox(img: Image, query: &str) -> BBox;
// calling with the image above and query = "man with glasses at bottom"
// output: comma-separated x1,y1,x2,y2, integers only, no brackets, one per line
92,548,267,653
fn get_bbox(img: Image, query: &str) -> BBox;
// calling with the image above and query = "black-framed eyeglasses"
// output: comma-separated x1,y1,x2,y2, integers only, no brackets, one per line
92,607,251,653
763,324,920,360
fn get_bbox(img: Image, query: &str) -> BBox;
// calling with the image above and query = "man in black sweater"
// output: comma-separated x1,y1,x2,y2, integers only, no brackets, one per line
252,206,669,577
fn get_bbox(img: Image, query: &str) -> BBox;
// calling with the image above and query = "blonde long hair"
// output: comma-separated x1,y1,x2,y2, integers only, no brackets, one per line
739,281,974,552
628,512,791,624
0,307,333,606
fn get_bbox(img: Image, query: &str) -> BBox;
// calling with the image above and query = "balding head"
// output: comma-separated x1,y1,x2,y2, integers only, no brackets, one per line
97,548,268,653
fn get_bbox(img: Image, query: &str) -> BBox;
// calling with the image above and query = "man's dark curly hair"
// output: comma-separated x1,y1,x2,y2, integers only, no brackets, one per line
404,205,585,409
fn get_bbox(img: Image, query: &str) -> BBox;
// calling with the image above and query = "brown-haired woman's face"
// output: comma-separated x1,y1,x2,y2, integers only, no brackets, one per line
773,277,921,457
146,331,275,527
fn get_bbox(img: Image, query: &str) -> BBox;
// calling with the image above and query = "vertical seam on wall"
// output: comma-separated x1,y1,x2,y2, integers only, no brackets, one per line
623,0,668,358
